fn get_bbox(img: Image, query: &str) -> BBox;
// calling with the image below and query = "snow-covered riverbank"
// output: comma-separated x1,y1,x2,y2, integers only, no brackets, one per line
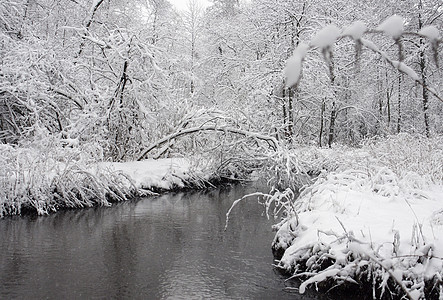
101,157,213,193
0,143,210,216
272,170,443,298
268,135,443,299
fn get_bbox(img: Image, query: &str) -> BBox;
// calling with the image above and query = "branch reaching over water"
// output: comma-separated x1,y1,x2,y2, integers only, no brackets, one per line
138,125,278,161
224,192,268,231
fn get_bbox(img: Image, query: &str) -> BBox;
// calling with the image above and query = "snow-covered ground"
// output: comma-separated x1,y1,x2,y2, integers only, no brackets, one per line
0,143,205,216
101,158,197,191
270,136,443,299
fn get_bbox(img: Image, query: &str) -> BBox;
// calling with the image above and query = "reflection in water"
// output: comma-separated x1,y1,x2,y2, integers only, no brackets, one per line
0,183,321,299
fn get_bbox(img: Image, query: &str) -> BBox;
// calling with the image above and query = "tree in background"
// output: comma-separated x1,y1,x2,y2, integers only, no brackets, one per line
0,0,441,162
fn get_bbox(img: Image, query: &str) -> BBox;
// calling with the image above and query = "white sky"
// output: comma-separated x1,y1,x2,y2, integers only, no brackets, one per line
169,0,212,12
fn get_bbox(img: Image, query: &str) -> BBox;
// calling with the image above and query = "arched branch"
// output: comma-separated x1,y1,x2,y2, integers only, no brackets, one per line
137,125,278,161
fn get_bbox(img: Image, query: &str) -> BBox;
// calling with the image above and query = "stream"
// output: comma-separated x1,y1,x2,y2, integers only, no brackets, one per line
0,183,322,299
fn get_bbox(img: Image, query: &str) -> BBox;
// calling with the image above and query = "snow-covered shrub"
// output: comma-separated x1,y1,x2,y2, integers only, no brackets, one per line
262,146,327,191
0,133,133,217
261,142,374,191
268,134,443,298
363,133,443,184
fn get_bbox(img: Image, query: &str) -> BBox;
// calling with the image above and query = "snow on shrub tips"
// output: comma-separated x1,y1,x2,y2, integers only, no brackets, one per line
270,135,443,299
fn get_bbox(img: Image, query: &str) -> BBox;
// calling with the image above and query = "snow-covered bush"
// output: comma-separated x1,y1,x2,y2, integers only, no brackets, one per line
269,134,443,299
363,133,443,184
0,133,133,217
263,146,324,191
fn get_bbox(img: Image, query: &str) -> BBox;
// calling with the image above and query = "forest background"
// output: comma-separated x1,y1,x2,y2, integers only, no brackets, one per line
0,0,442,214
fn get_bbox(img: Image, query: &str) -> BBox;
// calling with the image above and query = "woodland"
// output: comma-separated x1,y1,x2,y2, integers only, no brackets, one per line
1,0,441,201
1,0,443,298
1,0,441,160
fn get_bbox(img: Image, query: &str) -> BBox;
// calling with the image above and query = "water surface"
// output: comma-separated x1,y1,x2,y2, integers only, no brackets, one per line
0,183,321,299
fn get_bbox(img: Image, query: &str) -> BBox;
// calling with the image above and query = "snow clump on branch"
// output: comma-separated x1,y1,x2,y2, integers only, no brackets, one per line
342,21,367,40
310,24,341,49
284,43,309,88
392,61,420,81
418,25,440,41
376,15,404,39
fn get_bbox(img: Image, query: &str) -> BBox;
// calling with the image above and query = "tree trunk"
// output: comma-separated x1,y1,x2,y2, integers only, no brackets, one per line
78,0,105,57
418,0,430,137
282,86,287,137
18,0,31,39
419,48,430,137
397,75,402,134
319,99,325,147
387,84,391,126
328,101,336,148
288,87,294,138
326,50,337,148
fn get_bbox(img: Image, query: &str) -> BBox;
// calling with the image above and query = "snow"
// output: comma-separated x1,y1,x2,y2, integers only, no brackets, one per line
284,43,309,88
310,24,341,49
275,167,443,294
361,39,420,82
101,158,194,191
418,25,440,41
377,15,404,39
299,268,340,293
392,61,420,81
169,0,211,12
342,21,367,40
61,138,80,147
271,135,443,297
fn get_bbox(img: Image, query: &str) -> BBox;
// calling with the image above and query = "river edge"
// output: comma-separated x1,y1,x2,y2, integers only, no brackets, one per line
269,172,443,299
0,157,239,217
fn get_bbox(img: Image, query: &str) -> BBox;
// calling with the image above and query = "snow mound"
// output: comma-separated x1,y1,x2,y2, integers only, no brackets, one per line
273,167,443,298
102,158,195,191
377,15,404,39
342,21,367,40
270,135,443,298
310,24,341,49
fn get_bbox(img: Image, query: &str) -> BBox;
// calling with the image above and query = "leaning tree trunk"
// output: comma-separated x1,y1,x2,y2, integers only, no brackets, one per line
77,0,105,57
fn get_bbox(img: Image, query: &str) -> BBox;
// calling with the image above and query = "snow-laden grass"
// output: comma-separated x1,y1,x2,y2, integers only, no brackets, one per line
268,134,443,299
0,138,210,217
0,141,134,217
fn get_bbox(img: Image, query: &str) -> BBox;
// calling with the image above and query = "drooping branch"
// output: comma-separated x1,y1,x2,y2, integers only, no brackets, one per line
361,38,443,103
285,18,443,104
137,125,278,161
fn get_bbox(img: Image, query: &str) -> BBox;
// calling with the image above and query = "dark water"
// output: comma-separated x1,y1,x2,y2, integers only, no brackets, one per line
0,183,322,299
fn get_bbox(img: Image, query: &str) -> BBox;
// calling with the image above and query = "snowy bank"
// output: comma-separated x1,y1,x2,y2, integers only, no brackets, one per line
270,135,443,299
101,158,209,193
0,141,210,216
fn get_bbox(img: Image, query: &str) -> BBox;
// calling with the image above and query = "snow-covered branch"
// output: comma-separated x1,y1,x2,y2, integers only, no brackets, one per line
138,124,279,161
284,15,442,102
